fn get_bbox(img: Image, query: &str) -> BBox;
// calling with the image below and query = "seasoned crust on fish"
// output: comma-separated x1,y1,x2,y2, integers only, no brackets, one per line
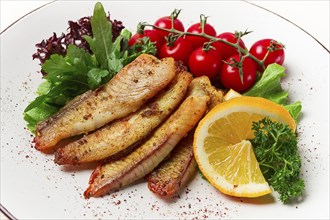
147,131,197,198
34,54,176,151
84,77,211,198
54,70,193,165
146,76,224,198
190,76,224,110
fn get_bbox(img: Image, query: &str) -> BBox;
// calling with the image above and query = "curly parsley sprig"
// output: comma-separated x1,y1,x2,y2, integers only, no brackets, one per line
250,117,305,203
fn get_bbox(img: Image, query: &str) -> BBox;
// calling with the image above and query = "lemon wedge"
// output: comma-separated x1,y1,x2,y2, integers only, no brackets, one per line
193,96,296,198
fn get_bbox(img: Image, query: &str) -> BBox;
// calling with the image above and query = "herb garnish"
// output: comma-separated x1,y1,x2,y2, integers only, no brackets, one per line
24,2,156,132
250,117,305,203
244,64,302,122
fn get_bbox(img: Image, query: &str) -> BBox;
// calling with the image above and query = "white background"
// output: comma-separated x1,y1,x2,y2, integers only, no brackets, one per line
0,1,329,219
1,1,329,50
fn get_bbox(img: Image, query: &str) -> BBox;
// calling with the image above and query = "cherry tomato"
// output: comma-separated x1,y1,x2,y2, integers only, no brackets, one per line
186,23,217,48
153,16,185,39
128,30,165,54
249,38,285,70
188,47,222,79
212,32,246,60
220,55,257,92
159,37,195,67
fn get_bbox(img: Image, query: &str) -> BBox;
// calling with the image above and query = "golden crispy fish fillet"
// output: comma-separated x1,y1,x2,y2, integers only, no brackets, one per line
195,76,224,110
147,76,224,198
54,70,193,165
84,77,210,198
147,131,197,198
34,54,176,151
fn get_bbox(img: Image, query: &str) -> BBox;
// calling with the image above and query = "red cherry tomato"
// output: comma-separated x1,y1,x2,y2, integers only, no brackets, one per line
154,16,185,39
249,38,285,70
212,32,246,60
159,37,195,67
128,30,165,54
188,47,222,79
220,55,257,92
186,23,217,48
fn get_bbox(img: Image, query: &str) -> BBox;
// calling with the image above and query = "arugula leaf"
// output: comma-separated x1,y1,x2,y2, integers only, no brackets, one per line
108,34,126,73
250,117,305,203
244,64,302,122
84,2,113,71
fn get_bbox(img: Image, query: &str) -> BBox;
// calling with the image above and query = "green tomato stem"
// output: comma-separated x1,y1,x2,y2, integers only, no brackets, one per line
140,22,265,69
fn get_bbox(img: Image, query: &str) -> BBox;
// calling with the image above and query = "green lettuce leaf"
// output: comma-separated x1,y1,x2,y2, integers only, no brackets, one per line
284,101,302,122
244,64,288,104
244,64,302,122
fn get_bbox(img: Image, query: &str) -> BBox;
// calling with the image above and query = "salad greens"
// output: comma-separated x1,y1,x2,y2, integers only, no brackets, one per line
245,65,304,203
244,64,302,122
250,117,304,203
24,2,156,132
23,1,305,205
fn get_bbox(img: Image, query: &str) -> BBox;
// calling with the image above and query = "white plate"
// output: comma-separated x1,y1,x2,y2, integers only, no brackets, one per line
1,1,329,219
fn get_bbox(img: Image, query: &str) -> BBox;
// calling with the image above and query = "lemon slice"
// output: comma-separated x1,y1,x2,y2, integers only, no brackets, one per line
193,96,296,198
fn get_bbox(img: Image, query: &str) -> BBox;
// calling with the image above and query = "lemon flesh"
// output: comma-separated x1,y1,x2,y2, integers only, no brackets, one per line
194,96,296,198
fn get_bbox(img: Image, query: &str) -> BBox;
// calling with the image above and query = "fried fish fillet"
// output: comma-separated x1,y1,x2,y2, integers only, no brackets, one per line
54,70,193,165
147,131,197,198
147,76,224,198
34,54,176,151
84,77,211,198
195,76,223,110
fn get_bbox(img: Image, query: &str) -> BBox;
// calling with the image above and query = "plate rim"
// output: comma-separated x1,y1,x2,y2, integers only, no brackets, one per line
0,1,329,219
1,0,329,53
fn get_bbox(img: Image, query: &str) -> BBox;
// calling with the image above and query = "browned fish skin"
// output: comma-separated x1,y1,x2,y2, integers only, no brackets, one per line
84,78,210,198
190,76,224,110
54,70,193,165
147,76,224,198
34,54,176,151
147,131,197,198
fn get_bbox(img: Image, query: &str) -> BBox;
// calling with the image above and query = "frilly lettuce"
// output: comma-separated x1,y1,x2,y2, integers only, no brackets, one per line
244,64,302,122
